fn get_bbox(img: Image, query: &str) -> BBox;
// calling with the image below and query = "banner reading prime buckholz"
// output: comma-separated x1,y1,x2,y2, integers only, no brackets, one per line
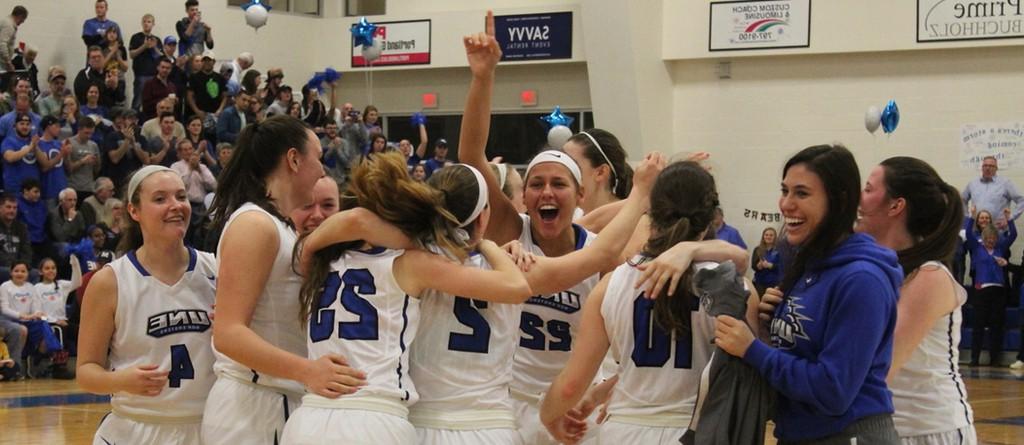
494,12,573,61
351,20,431,67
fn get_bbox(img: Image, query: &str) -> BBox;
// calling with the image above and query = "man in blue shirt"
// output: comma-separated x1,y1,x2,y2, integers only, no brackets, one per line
1,113,42,194
0,93,39,141
423,138,451,178
81,0,120,51
962,156,1024,230
713,207,747,249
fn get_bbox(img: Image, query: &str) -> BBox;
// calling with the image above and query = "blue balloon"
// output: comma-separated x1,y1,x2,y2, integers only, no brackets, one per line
881,100,900,134
350,17,377,48
240,0,272,11
410,112,427,127
541,106,574,129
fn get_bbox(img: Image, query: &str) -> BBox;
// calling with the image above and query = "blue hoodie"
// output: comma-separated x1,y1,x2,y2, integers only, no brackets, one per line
742,233,902,442
964,217,1014,287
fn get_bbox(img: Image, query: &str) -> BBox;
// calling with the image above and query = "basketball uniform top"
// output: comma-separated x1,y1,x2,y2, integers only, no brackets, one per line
107,248,216,419
410,252,523,412
305,247,421,407
890,261,974,436
0,281,38,318
213,202,306,395
35,280,75,322
512,214,598,397
601,259,716,419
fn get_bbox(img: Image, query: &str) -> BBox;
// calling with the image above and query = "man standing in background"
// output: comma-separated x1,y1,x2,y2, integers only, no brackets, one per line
0,6,27,91
81,0,118,52
713,207,747,249
176,0,214,58
128,14,162,111
962,156,1024,230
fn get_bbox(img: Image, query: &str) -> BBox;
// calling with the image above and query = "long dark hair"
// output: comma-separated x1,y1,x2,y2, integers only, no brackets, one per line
208,115,312,232
298,153,471,324
639,161,718,335
879,156,963,275
780,144,860,292
567,128,633,199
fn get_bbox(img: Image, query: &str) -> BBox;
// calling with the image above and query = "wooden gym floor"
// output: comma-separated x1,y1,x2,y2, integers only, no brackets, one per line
1,366,1022,444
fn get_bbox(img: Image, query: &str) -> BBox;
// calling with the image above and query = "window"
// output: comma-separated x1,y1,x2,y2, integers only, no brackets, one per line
345,0,386,16
228,0,320,17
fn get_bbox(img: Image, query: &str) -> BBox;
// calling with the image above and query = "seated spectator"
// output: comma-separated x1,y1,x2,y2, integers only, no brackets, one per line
287,101,302,119
141,57,176,121
216,90,249,144
0,92,40,141
265,84,291,116
36,116,71,208
0,194,31,276
182,114,215,168
0,77,35,116
212,142,232,177
49,188,86,244
10,46,39,98
300,85,328,129
81,177,113,227
147,112,180,167
73,46,108,105
263,68,284,107
103,198,124,250
2,112,43,192
35,255,82,355
223,52,253,85
241,69,261,96
0,260,72,378
100,108,148,189
0,333,21,380
79,84,108,121
58,95,82,140
170,138,215,243
16,179,50,263
141,98,184,140
67,117,101,202
35,67,69,118
411,164,427,182
423,138,451,178
81,224,114,271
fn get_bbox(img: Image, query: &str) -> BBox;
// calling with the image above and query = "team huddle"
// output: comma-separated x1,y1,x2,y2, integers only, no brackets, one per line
76,12,976,445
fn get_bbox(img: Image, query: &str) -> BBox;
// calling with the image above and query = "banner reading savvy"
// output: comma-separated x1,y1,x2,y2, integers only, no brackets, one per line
494,12,573,61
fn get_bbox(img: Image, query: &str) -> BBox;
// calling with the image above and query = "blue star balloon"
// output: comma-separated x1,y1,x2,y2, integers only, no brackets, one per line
541,106,574,129
410,112,427,127
240,0,272,11
351,17,377,48
881,100,900,134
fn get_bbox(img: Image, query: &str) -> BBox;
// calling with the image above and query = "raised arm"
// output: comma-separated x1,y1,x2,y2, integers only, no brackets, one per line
415,123,428,160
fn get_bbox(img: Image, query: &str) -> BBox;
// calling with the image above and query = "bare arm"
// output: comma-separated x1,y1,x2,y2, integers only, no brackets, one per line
887,266,959,382
396,239,531,303
416,123,428,159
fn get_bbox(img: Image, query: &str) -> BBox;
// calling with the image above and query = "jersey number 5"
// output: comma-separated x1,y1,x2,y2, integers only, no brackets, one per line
310,269,379,342
631,295,694,368
448,297,490,353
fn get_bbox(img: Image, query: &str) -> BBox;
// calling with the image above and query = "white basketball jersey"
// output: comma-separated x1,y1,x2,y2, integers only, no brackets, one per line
1,281,38,316
35,280,75,322
305,248,421,405
512,214,599,397
601,259,716,419
410,252,522,412
213,203,306,395
891,262,974,436
106,248,217,419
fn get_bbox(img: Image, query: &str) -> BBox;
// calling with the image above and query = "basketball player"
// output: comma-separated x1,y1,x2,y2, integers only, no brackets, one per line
78,166,217,444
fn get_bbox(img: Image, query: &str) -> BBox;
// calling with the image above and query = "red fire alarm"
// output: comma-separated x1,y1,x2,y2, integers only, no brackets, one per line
422,93,438,109
520,90,537,107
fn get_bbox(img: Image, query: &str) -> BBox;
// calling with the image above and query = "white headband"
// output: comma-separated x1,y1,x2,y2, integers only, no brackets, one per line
456,164,489,228
578,131,618,191
526,150,582,185
495,163,509,189
126,165,175,202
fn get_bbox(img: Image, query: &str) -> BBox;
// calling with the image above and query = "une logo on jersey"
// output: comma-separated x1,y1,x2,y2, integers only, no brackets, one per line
147,309,211,338
526,290,581,313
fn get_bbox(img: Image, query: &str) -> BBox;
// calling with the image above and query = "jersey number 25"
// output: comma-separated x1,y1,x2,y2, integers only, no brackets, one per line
310,269,379,342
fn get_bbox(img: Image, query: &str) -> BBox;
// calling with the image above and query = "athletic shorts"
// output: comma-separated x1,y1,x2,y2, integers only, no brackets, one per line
201,376,301,445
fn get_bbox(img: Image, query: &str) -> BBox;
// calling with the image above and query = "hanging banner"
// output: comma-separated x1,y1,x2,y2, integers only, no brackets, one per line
351,19,431,67
918,0,1024,43
709,0,812,51
960,122,1024,170
494,12,573,61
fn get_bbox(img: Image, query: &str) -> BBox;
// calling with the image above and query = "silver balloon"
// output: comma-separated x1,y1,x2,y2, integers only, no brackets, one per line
864,105,881,134
361,40,383,63
245,4,269,30
547,125,573,149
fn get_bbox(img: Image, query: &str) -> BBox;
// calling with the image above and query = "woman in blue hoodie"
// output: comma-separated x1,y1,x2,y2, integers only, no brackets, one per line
715,144,904,444
963,207,1015,367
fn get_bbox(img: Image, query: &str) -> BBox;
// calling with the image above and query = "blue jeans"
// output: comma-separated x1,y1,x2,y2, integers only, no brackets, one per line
132,75,154,112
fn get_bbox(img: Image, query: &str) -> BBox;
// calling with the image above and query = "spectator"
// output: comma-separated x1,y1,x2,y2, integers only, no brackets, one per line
58,95,82,141
67,117,101,201
16,178,48,263
241,69,261,96
141,98,184,141
362,104,382,137
339,102,367,153
79,84,108,121
713,207,747,249
400,120,428,168
0,260,72,379
35,67,69,118
73,46,107,105
0,313,26,380
213,142,232,176
181,115,213,166
216,90,249,144
170,138,215,240
100,26,128,83
0,6,28,90
410,164,427,182
186,50,226,123
962,156,1024,230
34,256,83,357
100,108,148,189
265,84,291,116
0,76,34,115
0,194,32,272
81,0,119,50
99,61,126,109
751,226,781,296
36,115,71,208
262,67,284,107
223,52,253,85
1,112,42,192
299,85,327,129
10,46,38,98
49,188,86,244
176,0,214,58
423,138,451,178
128,14,162,111
321,121,357,186
147,112,180,167
102,198,124,250
287,101,301,119
964,210,1016,366
141,58,176,121
0,92,39,141
366,133,388,159
81,177,113,228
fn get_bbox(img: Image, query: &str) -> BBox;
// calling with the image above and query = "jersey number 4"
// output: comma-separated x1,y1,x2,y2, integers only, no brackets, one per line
448,297,491,353
310,269,379,342
169,344,194,388
631,295,694,368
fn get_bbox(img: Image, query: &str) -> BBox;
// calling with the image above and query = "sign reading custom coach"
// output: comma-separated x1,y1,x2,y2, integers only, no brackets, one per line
351,20,431,67
918,0,1024,42
709,0,811,51
961,122,1024,170
494,12,573,61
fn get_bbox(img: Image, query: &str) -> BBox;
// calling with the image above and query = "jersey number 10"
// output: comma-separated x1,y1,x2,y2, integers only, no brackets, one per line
631,295,694,369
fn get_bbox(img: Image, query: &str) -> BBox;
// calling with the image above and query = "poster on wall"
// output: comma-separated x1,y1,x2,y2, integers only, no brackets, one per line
960,122,1024,170
494,12,573,61
351,20,431,67
709,0,811,51
918,0,1024,42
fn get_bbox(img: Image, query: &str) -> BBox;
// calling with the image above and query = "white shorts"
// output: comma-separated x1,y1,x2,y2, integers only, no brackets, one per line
93,412,201,445
416,427,523,445
511,396,601,445
281,407,416,444
900,425,978,445
201,376,301,445
597,420,686,445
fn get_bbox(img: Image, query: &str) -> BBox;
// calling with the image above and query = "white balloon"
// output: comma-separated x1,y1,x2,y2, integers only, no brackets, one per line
245,5,269,30
864,105,881,134
547,125,573,149
361,40,383,63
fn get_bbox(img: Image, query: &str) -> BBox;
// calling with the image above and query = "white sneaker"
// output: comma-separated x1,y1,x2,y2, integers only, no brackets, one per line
1010,360,1024,370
